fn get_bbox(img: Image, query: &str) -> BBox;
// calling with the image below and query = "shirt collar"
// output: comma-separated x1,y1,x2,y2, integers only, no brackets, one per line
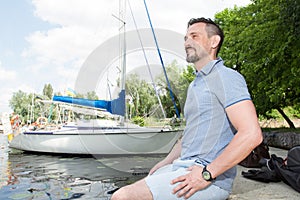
195,57,223,76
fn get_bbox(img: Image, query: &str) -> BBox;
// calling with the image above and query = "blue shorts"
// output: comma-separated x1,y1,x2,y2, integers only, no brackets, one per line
145,159,230,200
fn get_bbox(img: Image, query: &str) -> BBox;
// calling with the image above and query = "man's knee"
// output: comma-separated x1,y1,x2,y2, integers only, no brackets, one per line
111,179,152,200
111,187,129,200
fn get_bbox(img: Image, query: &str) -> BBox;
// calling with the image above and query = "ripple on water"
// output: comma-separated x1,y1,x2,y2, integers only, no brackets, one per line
0,135,163,199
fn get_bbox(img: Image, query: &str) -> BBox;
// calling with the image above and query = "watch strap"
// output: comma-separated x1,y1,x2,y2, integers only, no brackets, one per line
202,165,216,181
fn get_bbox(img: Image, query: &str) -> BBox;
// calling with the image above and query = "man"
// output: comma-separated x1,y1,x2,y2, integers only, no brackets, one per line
111,17,263,200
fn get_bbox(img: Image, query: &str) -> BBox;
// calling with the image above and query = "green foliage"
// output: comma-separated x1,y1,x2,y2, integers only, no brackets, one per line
215,0,300,127
124,60,195,119
286,106,300,118
131,116,145,126
9,90,28,120
43,83,53,99
85,91,99,100
262,106,300,120
156,61,195,118
125,73,158,118
182,65,196,83
9,90,42,123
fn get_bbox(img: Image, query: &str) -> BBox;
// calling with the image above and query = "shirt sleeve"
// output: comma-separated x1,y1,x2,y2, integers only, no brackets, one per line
213,68,251,109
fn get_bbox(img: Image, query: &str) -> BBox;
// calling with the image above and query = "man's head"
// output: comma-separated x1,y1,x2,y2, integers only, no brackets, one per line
187,18,224,56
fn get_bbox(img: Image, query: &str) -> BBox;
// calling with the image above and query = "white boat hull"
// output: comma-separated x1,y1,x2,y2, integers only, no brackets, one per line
9,127,182,155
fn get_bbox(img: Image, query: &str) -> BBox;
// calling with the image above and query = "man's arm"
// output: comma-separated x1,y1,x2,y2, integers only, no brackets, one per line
149,137,182,175
171,100,263,199
206,100,263,178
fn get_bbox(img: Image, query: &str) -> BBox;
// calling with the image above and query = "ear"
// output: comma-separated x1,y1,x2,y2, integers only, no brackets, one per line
210,35,221,49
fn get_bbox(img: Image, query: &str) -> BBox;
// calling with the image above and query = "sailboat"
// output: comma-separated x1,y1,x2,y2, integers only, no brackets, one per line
9,90,181,155
8,1,182,155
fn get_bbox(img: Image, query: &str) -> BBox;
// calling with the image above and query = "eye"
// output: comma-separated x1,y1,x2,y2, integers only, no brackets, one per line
192,34,198,39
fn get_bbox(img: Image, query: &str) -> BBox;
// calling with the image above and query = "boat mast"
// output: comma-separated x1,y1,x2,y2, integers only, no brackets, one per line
119,0,126,92
115,0,127,124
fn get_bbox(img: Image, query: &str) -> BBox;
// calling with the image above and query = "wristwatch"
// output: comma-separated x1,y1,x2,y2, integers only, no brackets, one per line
202,165,216,181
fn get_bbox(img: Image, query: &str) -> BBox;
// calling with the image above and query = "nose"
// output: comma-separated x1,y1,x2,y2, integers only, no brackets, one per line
184,37,191,48
184,37,194,50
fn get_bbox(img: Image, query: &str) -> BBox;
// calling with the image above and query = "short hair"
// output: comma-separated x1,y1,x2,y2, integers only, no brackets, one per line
187,17,224,55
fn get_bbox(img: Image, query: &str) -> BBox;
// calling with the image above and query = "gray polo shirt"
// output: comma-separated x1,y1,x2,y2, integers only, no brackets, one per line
181,58,251,192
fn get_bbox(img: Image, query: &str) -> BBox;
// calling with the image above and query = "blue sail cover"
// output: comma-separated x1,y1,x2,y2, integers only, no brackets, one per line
53,90,125,116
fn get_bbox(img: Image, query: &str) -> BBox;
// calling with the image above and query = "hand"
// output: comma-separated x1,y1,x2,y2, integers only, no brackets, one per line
171,165,211,199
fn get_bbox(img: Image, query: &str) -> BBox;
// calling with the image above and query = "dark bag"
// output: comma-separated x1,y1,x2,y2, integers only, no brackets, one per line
239,142,270,168
241,166,281,183
273,145,300,193
242,145,300,193
241,154,284,182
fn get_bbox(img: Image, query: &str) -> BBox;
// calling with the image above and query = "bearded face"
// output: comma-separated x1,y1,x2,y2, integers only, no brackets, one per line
185,46,200,63
184,23,212,65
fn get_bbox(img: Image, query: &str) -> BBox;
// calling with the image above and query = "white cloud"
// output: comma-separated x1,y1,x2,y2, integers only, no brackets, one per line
23,0,251,75
0,75,35,113
0,61,16,113
22,27,93,67
0,91,13,113
22,1,123,83
32,0,119,27
0,62,16,81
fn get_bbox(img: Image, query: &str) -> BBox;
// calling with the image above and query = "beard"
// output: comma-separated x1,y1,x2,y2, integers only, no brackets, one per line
186,54,200,63
186,47,200,63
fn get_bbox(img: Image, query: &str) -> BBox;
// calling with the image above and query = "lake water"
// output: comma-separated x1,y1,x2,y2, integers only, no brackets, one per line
0,134,164,199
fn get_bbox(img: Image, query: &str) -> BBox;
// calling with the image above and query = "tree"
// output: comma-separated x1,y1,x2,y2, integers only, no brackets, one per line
215,0,300,128
43,83,53,99
86,91,99,100
125,73,158,118
9,90,41,124
156,61,195,118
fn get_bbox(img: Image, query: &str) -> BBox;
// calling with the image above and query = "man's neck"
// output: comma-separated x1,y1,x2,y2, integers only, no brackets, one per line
194,56,217,71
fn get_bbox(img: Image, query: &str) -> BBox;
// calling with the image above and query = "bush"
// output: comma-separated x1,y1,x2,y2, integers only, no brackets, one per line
131,116,145,127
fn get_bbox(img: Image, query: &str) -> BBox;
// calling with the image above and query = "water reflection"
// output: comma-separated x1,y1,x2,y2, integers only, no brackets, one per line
0,135,164,199
0,135,10,188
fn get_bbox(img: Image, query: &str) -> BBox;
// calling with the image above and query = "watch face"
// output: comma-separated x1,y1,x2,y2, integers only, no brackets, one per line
202,171,211,180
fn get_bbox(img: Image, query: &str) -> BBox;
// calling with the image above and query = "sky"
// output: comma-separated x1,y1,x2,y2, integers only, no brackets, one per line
0,0,251,114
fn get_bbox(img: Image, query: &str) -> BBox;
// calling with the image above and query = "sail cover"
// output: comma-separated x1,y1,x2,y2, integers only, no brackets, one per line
53,90,125,116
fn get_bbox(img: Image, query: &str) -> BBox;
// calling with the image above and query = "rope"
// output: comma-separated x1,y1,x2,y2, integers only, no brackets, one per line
143,0,180,118
127,0,166,119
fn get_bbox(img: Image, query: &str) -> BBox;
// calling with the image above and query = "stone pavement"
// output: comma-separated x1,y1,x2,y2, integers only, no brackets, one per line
229,147,300,200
